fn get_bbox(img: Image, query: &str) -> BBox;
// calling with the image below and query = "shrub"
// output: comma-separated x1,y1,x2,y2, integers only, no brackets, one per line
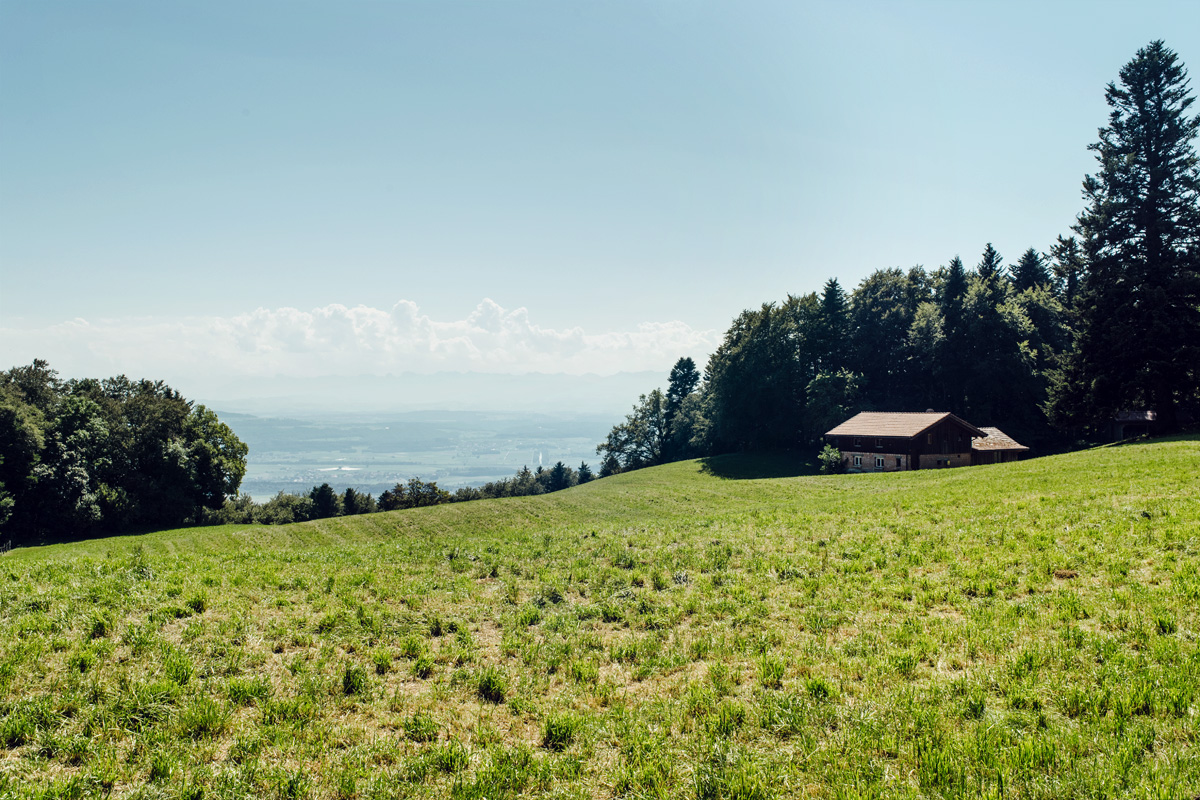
818,444,846,475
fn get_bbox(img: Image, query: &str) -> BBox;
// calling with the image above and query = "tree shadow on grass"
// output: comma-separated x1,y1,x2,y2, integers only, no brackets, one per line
697,451,820,480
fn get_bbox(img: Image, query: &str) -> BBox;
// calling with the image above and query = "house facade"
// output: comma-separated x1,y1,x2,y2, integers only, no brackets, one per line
825,412,1028,472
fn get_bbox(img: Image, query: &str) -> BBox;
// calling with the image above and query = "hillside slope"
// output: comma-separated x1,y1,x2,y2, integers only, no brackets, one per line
3,437,1198,798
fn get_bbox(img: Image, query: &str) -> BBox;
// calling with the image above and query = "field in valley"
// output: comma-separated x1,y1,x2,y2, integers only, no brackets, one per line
2,437,1198,799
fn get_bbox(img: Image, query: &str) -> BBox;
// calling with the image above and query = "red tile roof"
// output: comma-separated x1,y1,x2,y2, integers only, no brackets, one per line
971,426,1029,451
825,412,985,439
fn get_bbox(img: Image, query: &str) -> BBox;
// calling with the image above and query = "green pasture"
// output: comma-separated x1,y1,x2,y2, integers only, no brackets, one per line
2,437,1198,799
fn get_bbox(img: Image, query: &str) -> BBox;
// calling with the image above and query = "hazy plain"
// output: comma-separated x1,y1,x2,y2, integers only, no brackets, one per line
223,410,615,499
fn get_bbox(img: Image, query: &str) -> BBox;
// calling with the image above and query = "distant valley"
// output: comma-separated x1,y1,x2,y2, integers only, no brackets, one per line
221,409,616,499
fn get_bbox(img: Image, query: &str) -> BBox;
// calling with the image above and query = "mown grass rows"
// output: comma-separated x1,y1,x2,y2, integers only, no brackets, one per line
0,437,1198,798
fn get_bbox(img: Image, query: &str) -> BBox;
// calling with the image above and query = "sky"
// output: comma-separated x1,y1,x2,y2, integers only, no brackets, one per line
3,0,1199,403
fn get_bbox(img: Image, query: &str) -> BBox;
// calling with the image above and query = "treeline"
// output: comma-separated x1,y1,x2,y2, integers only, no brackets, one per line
598,248,1073,472
0,361,248,545
600,41,1200,473
203,460,597,525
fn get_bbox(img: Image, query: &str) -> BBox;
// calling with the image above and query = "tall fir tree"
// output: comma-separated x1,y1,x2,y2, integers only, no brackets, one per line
1011,247,1051,293
1049,235,1086,310
977,243,1004,281
814,278,851,372
1055,40,1200,432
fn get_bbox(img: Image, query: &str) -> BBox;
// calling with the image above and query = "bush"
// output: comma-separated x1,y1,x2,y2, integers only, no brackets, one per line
818,444,845,475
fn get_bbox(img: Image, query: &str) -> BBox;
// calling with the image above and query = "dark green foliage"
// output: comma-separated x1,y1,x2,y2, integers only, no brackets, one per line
704,298,812,452
1050,235,1085,310
1011,247,1051,292
309,483,341,519
1053,40,1200,433
596,389,670,472
0,361,248,543
805,370,862,446
379,477,451,511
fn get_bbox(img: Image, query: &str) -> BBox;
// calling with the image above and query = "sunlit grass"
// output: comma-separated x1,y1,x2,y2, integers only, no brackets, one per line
2,436,1198,798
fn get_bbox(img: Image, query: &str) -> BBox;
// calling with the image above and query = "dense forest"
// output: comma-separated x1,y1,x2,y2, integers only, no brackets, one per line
598,41,1200,475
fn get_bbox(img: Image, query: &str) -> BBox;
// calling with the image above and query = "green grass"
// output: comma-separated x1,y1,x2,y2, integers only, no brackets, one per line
2,436,1199,798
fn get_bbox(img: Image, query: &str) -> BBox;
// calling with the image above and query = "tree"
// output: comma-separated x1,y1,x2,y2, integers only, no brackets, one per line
596,389,669,471
577,462,594,483
1054,40,1200,432
804,369,862,445
812,278,851,373
664,357,701,461
849,269,922,408
310,483,341,518
547,461,573,493
184,405,248,511
1011,247,1051,293
702,300,809,452
1049,235,1086,309
977,243,1004,281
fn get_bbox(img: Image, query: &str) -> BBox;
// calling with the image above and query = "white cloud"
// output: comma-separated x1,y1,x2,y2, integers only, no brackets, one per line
2,299,719,381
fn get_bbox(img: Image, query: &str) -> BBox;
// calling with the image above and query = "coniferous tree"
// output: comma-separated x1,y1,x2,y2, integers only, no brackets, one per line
1011,247,1051,293
1049,235,1086,310
977,243,1004,281
813,278,851,372
1054,40,1200,432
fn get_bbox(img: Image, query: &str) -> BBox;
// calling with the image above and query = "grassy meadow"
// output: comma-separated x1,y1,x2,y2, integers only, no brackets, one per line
2,437,1198,799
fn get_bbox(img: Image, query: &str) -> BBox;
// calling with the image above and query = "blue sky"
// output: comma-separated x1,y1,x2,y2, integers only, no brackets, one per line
2,1,1198,395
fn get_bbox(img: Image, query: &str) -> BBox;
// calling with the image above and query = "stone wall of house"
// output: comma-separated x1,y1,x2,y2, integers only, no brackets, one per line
917,452,971,470
843,451,910,472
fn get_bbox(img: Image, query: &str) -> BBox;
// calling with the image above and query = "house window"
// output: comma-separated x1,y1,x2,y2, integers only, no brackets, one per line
875,437,883,448
926,433,933,445
875,456,884,470
853,455,862,467
853,436,861,447
896,457,902,468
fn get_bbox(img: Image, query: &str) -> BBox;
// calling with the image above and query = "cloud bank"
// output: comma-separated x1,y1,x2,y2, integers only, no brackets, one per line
3,299,720,381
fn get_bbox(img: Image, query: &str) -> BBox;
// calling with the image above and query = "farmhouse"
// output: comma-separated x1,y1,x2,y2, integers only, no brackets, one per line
825,411,1028,472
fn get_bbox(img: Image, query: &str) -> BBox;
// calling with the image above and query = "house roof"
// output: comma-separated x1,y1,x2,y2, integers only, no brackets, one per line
825,411,985,439
971,427,1029,452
